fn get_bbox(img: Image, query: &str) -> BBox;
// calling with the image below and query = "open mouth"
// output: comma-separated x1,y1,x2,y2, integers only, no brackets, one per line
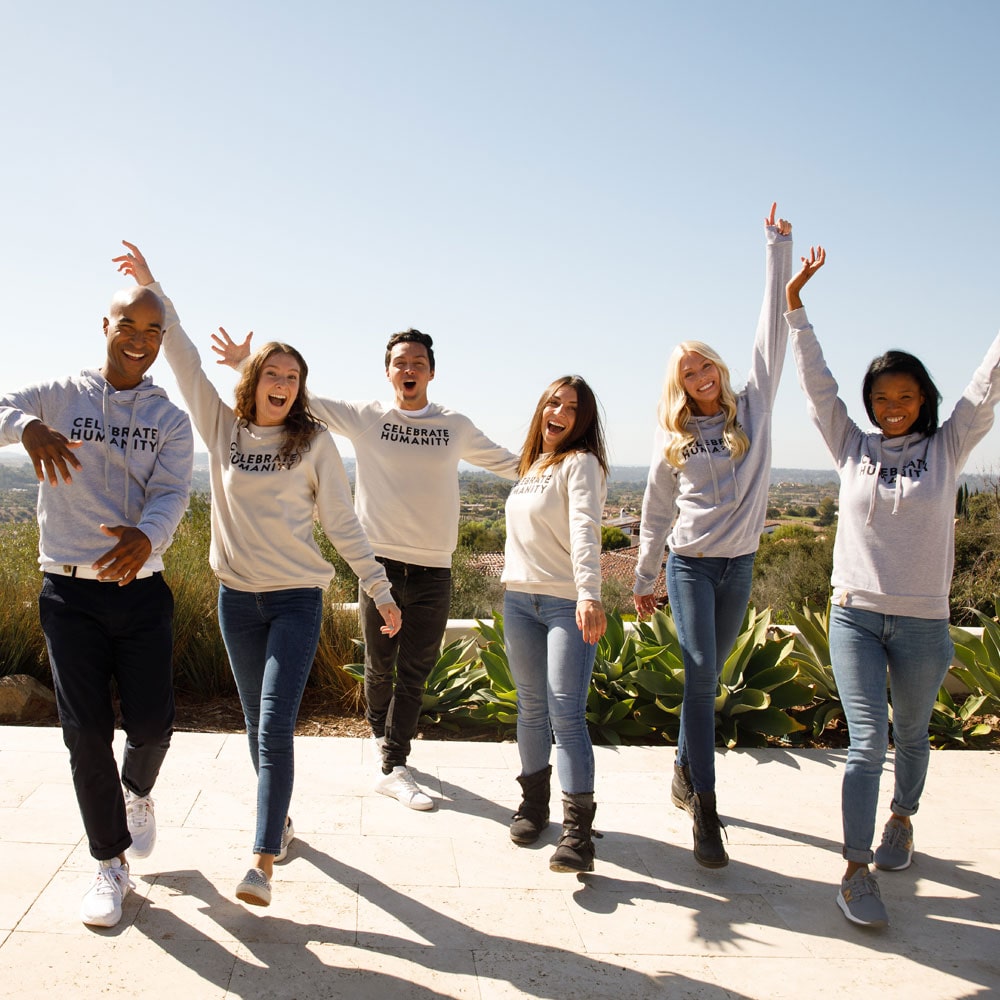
403,379,417,390
697,380,716,393
267,393,287,407
123,349,146,361
545,420,566,435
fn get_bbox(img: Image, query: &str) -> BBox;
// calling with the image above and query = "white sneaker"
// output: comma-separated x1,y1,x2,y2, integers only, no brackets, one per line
80,858,134,928
375,765,433,810
275,816,295,863
124,789,156,860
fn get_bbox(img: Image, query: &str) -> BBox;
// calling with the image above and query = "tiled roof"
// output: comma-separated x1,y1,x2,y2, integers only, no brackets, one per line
467,549,666,595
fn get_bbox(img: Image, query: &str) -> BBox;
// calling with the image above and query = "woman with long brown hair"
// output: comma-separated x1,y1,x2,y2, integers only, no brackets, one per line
115,243,400,908
502,375,608,873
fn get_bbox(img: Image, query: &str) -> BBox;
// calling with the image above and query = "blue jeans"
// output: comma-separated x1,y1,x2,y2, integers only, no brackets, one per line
39,573,175,861
359,558,452,770
503,590,597,794
666,552,756,794
829,605,953,864
218,585,324,856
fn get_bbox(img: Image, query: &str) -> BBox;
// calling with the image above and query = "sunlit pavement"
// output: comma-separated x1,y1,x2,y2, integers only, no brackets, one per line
0,726,997,999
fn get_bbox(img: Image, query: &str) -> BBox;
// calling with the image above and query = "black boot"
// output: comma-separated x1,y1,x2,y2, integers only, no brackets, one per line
549,793,597,873
692,791,728,868
509,765,552,845
670,762,694,816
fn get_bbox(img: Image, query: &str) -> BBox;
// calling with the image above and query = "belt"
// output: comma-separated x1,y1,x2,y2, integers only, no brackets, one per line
47,565,155,581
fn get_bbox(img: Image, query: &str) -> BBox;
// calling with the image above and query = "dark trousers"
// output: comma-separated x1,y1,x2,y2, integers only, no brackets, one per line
359,558,451,769
39,573,175,860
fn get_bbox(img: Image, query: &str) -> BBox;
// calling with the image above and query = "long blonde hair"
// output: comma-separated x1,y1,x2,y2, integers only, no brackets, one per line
658,341,749,468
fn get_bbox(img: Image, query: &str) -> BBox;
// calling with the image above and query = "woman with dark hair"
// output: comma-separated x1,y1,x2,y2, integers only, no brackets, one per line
633,205,793,868
115,244,400,908
787,247,1000,928
502,375,609,872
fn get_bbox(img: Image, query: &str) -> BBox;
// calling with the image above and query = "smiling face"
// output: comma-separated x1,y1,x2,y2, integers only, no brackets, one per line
870,372,925,438
540,384,578,453
101,288,165,390
678,351,722,416
386,341,434,410
253,352,301,427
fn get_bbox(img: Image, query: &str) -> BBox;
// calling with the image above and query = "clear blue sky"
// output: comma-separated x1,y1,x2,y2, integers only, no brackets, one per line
2,1,999,471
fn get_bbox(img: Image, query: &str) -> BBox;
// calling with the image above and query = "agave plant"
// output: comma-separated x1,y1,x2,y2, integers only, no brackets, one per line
343,634,490,730
781,600,845,737
466,615,518,730
715,606,812,748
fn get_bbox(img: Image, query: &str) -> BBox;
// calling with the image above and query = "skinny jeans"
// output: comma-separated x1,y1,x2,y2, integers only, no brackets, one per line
503,590,597,794
39,573,175,861
218,585,324,856
829,605,953,864
359,558,452,770
666,552,756,794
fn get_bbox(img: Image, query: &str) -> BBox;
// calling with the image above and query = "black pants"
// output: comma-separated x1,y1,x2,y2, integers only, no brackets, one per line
39,573,175,860
359,558,451,769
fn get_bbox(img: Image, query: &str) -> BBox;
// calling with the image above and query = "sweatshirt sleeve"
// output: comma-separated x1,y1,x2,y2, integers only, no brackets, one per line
459,418,520,480
0,385,47,443
787,308,859,467
745,226,794,405
151,282,229,444
308,396,373,439
311,435,393,606
134,406,194,555
940,329,1000,467
566,452,606,603
634,428,679,594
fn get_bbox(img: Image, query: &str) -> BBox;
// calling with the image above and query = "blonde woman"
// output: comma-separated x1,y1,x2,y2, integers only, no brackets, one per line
633,205,792,868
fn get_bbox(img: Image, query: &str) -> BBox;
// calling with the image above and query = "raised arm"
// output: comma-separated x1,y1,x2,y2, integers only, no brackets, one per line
785,248,859,465
746,202,795,402
113,242,228,443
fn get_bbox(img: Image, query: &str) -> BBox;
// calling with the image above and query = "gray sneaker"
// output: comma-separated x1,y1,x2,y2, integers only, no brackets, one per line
837,870,889,928
236,867,271,907
275,816,295,863
874,817,914,871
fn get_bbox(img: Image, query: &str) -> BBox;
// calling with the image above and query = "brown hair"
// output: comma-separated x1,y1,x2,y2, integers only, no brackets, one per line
517,375,609,478
233,342,326,461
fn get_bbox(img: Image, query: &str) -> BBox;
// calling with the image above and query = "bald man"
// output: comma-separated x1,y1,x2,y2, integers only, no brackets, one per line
0,284,193,928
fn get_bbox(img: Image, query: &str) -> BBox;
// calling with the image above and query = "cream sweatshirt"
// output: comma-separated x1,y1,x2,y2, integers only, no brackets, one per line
502,451,607,603
154,284,392,603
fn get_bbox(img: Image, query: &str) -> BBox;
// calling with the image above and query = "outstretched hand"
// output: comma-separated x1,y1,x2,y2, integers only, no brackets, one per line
633,592,658,618
211,327,254,368
786,246,827,311
112,241,155,285
377,602,403,637
21,419,83,485
765,202,792,236
93,524,152,586
576,599,607,645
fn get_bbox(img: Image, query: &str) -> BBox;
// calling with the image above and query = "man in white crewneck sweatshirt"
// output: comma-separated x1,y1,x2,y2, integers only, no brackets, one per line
218,327,518,808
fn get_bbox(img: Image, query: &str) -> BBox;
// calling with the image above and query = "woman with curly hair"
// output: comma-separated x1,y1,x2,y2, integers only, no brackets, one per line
502,375,609,873
633,204,793,868
115,243,400,908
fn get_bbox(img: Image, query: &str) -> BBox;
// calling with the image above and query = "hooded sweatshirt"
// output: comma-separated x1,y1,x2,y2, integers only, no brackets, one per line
634,227,793,594
0,371,193,571
788,307,1000,619
153,284,393,603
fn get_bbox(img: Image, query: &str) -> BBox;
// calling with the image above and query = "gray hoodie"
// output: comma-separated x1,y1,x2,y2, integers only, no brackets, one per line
634,227,792,594
0,371,193,571
788,307,1000,619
